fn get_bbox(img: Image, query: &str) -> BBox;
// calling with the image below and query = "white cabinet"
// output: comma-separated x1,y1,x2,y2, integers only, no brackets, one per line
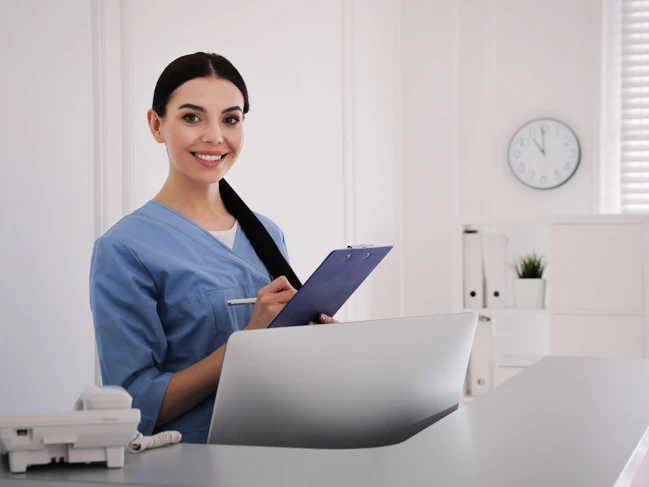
551,223,644,313
549,218,648,359
456,215,649,398
496,355,543,386
551,314,644,358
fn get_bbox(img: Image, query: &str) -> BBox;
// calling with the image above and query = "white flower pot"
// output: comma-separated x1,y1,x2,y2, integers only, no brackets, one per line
513,279,546,309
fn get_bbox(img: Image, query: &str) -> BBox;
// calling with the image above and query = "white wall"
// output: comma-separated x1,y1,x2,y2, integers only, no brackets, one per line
342,0,402,321
401,0,459,317
0,0,96,413
456,0,601,218
401,0,603,317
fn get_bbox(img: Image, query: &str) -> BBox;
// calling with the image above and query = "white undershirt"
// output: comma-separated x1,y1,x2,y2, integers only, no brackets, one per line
209,221,238,249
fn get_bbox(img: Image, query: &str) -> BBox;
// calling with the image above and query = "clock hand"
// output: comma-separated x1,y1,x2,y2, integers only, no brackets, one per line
532,137,545,156
541,126,546,156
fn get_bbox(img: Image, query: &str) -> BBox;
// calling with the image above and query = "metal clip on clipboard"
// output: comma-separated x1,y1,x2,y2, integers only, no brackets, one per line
346,244,376,258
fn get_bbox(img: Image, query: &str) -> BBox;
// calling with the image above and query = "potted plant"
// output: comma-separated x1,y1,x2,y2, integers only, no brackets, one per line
512,252,547,309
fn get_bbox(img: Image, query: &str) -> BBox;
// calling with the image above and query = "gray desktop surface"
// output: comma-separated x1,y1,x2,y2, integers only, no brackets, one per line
2,356,649,487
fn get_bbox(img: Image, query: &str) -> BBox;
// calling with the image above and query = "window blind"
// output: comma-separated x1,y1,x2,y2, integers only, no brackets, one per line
621,0,649,212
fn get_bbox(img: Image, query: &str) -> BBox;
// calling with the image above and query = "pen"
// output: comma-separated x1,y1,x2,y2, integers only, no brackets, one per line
227,298,257,306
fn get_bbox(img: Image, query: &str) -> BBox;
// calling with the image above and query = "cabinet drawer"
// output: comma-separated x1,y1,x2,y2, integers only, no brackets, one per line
550,224,644,312
551,314,644,358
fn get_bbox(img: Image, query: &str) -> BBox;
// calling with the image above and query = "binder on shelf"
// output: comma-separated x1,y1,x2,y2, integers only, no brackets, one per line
468,314,493,396
482,232,508,309
463,229,484,309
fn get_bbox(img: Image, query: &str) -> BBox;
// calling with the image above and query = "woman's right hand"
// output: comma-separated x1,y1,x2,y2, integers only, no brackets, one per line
245,276,297,330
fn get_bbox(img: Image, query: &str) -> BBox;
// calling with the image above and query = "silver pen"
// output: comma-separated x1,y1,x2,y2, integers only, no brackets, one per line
227,298,257,306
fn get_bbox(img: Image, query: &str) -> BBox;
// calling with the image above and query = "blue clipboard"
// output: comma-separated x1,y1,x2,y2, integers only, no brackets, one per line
268,245,393,328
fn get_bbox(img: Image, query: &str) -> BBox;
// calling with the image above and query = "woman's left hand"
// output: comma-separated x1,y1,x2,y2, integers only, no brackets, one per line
308,314,338,325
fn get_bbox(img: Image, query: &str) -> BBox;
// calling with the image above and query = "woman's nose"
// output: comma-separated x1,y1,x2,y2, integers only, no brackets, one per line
202,122,223,144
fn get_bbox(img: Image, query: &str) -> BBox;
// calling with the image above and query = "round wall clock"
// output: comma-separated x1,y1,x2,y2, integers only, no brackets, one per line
507,118,580,190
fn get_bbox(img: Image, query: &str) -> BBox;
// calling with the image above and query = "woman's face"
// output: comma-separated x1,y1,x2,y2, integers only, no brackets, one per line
148,76,245,185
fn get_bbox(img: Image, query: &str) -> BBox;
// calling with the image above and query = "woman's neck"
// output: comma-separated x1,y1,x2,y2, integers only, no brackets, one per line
153,174,235,231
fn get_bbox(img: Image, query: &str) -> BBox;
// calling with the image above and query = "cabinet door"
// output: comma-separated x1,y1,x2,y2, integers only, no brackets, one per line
550,223,644,312
551,314,644,358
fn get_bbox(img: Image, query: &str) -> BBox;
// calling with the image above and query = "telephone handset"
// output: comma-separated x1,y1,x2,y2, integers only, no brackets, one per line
77,387,184,455
0,386,141,473
73,385,134,411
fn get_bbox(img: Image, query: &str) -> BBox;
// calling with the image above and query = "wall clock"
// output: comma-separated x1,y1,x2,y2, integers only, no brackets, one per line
507,118,580,190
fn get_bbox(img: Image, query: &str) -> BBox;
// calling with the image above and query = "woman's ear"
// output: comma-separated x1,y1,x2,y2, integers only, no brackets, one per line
147,109,165,143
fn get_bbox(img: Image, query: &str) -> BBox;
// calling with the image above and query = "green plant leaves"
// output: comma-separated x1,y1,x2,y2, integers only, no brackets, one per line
512,252,546,279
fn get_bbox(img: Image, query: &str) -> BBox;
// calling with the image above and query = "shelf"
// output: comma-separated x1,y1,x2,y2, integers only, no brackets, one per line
456,216,554,227
463,308,551,315
456,214,649,227
499,355,544,368
463,308,645,317
551,309,646,316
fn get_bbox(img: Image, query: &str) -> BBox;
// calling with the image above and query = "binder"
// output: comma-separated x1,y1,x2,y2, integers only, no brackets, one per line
463,230,484,309
482,232,508,309
468,314,493,396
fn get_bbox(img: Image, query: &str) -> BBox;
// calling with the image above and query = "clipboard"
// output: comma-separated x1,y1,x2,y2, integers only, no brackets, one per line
268,245,394,328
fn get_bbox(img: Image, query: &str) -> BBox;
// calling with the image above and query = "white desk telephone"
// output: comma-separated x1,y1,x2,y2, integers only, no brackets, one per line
0,386,140,473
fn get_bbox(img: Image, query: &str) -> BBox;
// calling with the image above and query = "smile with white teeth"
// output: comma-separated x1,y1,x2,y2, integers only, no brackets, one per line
193,153,226,161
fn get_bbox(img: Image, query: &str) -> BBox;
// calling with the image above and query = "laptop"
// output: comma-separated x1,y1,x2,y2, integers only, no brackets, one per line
207,312,477,449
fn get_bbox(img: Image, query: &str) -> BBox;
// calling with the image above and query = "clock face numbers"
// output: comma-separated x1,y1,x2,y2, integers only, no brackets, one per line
507,119,580,190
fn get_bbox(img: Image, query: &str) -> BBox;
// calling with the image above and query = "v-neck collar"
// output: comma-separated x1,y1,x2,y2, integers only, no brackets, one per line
208,221,238,249
143,200,270,281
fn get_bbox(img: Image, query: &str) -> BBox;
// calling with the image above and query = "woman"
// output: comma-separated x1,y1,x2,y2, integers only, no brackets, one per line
89,52,334,444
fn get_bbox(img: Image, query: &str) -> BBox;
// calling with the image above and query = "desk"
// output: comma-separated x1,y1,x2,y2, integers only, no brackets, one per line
2,356,649,487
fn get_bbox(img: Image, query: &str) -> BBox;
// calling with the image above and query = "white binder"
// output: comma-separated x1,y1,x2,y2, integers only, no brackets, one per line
468,314,493,396
463,230,484,309
482,232,508,309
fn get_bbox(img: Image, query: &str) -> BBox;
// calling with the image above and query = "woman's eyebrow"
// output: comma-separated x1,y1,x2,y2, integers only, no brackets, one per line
221,106,242,114
178,103,204,112
177,104,242,114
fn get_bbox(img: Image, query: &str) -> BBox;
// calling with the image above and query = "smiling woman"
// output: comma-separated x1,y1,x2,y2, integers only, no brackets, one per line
88,53,335,444
148,71,246,188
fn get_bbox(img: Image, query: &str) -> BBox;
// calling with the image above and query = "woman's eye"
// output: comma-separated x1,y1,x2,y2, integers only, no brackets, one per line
224,116,240,125
183,114,200,123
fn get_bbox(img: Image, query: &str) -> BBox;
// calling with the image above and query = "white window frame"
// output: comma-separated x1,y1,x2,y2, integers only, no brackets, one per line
599,0,622,214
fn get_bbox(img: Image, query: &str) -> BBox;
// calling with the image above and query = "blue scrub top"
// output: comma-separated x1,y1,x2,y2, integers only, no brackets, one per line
89,200,289,444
